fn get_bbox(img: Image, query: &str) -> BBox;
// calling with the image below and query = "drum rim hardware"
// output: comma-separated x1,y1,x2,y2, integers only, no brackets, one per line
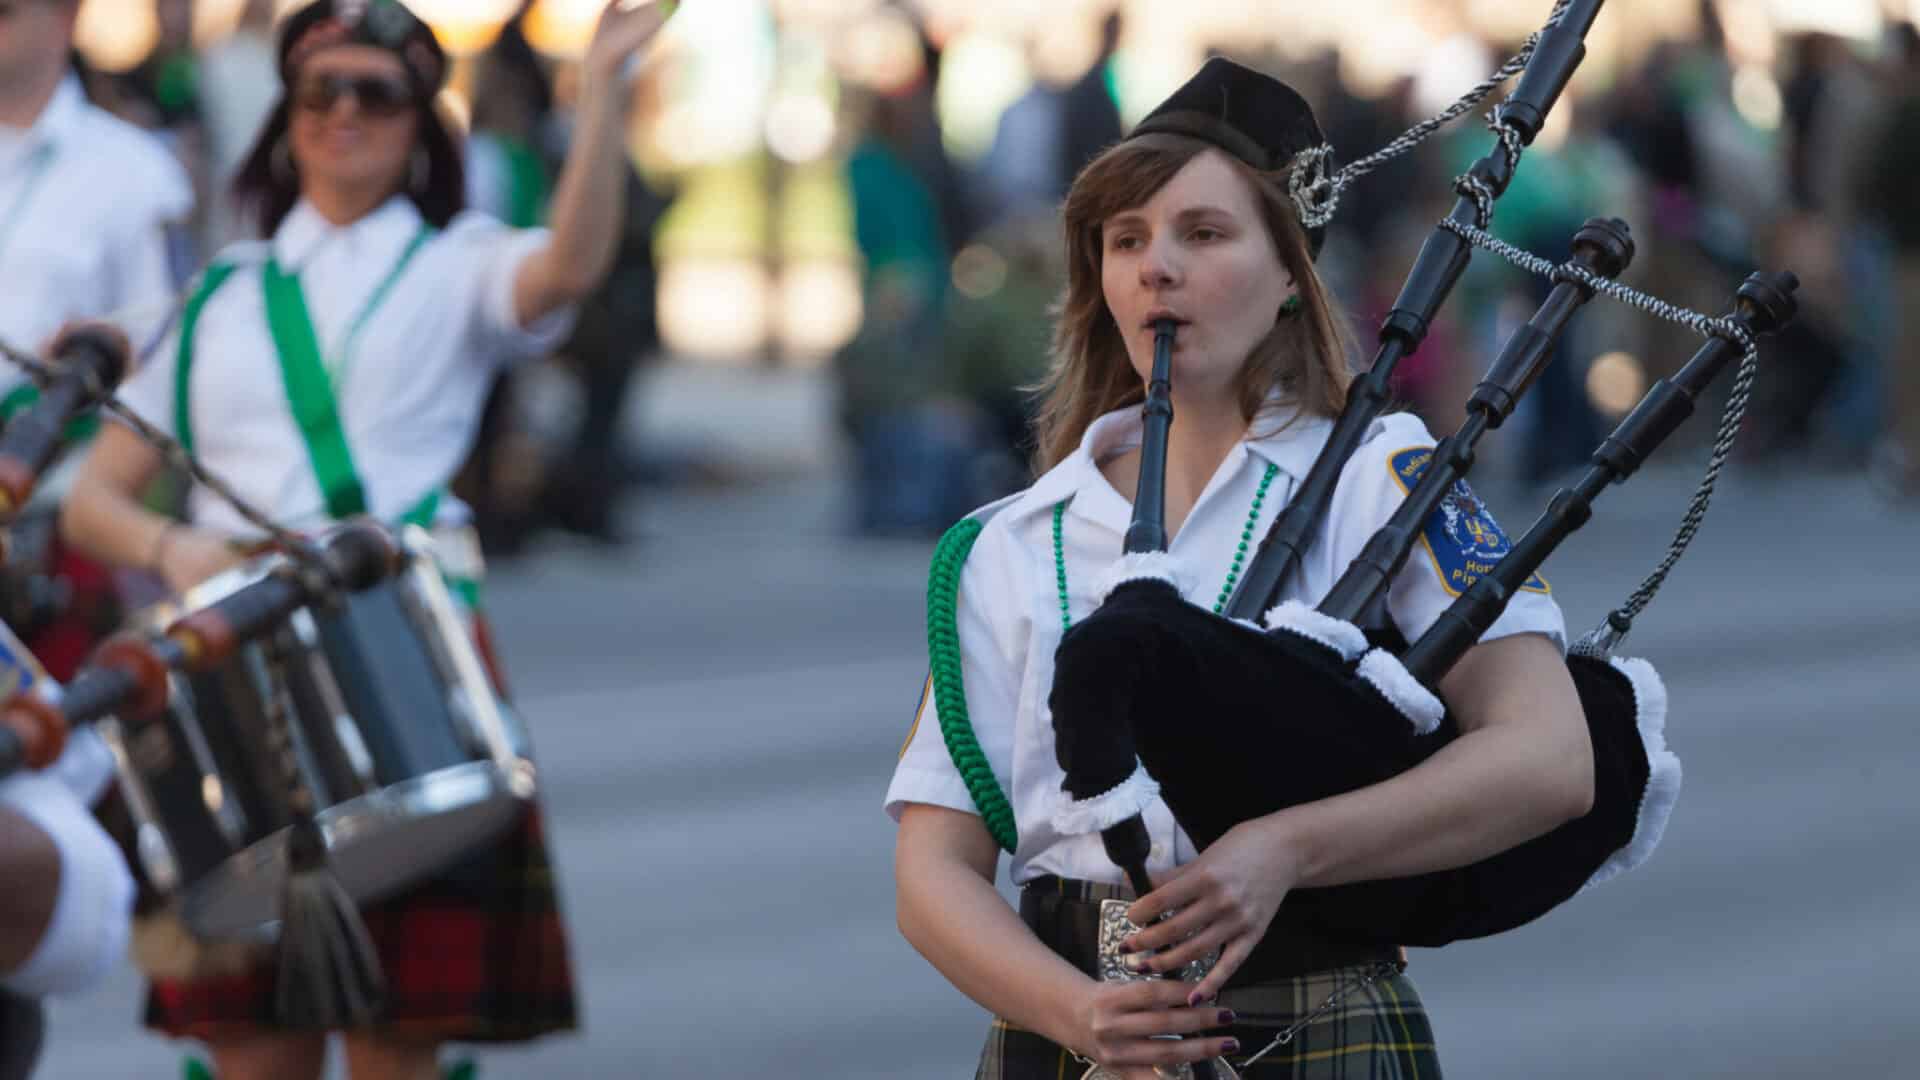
96,526,538,943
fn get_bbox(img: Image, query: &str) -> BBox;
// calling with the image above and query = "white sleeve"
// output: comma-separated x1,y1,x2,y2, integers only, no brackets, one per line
450,214,578,363
45,728,116,809
105,138,195,332
109,322,179,438
1332,414,1567,653
884,523,1024,824
0,773,134,997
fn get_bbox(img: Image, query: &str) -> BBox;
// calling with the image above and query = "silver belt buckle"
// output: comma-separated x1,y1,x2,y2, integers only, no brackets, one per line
1079,899,1238,1080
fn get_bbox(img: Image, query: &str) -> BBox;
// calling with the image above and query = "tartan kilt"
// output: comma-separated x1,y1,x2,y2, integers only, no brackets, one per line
143,801,579,1044
973,964,1441,1080
137,602,579,1044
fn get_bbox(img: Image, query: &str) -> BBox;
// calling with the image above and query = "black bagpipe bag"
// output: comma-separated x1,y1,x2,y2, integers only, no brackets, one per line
1050,570,1678,951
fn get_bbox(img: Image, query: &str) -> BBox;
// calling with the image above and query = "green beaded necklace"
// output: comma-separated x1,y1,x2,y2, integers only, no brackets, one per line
1054,462,1280,630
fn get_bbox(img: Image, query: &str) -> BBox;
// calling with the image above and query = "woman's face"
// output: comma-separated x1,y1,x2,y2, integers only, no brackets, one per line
287,46,420,201
1099,149,1295,403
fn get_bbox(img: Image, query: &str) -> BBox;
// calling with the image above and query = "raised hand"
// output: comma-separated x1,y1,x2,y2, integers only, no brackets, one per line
582,0,678,91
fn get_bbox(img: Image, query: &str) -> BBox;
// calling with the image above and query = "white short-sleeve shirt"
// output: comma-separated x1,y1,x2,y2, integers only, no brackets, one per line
0,75,191,387
885,404,1566,887
114,195,576,537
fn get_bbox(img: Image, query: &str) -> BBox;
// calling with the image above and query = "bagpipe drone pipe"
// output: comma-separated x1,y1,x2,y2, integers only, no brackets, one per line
0,520,404,781
0,328,132,663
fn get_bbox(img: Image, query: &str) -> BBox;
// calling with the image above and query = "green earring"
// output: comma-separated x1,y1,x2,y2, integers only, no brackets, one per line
1279,294,1303,316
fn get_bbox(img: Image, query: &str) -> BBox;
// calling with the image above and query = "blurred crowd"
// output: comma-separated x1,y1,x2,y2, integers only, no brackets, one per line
54,0,1920,546
66,0,676,557
831,2,1920,537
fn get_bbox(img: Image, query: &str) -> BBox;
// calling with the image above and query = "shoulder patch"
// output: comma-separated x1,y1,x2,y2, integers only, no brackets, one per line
1388,447,1548,598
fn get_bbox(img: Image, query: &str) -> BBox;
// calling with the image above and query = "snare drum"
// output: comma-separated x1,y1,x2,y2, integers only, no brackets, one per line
99,525,536,943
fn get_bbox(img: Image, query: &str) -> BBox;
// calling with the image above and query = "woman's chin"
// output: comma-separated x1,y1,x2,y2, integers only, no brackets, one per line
305,170,407,202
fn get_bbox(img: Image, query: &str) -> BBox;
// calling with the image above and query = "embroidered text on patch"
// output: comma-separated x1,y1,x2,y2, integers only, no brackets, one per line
1388,447,1549,598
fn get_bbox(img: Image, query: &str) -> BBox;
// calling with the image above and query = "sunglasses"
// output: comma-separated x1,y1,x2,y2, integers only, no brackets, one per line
292,73,416,118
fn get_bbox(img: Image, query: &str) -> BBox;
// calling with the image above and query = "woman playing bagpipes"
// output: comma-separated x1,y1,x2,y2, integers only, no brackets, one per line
886,58,1594,1078
53,1,676,1077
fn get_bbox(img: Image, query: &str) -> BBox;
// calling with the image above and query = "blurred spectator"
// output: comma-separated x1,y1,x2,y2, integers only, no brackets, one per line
539,166,674,544
110,0,201,132
1861,22,1920,498
459,22,676,552
460,20,563,555
940,211,1064,484
978,12,1123,225
1742,211,1850,460
1782,29,1895,462
198,0,281,249
467,22,557,230
836,81,961,535
107,0,210,273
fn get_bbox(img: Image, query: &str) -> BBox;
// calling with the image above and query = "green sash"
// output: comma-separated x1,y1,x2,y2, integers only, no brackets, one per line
172,230,467,588
260,225,434,520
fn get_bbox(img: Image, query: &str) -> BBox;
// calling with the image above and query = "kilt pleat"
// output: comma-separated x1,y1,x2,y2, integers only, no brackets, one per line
974,964,1440,1080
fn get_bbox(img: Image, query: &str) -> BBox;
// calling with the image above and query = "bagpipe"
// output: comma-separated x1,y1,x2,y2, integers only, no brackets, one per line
0,325,536,1029
1046,0,1802,984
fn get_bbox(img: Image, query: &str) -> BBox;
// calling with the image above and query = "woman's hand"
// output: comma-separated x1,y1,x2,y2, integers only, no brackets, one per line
156,527,245,595
512,0,675,326
1066,977,1240,1077
581,0,677,99
1122,817,1304,1005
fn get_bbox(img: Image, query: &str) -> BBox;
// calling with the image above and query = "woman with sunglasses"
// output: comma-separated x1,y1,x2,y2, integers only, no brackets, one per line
60,2,674,1077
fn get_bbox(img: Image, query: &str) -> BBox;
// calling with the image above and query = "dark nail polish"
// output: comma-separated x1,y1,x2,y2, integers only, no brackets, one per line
1116,941,1134,955
1223,1039,1241,1055
1217,1009,1236,1026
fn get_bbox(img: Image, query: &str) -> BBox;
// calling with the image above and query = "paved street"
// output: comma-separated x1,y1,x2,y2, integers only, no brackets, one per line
29,365,1920,1078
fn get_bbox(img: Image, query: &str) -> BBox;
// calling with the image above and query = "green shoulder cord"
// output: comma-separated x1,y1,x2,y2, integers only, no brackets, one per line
926,516,1018,853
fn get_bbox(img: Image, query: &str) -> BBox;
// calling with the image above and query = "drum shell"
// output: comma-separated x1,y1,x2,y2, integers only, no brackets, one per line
102,538,535,943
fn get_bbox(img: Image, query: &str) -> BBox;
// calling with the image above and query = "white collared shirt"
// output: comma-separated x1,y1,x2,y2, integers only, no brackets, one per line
115,196,575,537
0,75,190,380
885,404,1566,887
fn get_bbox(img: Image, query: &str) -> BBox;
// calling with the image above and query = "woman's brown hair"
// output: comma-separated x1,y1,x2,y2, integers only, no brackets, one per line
1031,132,1354,470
